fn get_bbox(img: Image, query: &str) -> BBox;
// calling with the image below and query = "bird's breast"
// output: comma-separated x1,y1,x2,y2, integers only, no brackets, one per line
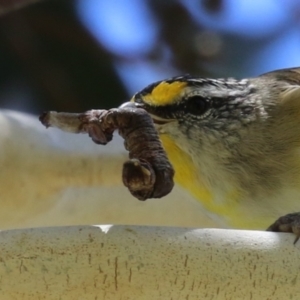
159,134,300,230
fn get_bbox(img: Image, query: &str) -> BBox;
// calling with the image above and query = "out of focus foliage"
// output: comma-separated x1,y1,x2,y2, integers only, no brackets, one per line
0,0,300,113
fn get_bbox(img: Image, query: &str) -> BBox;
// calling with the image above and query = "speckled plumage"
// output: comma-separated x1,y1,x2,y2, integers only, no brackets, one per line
127,67,300,235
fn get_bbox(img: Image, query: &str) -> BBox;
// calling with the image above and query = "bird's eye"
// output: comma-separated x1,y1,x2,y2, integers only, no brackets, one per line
185,96,209,115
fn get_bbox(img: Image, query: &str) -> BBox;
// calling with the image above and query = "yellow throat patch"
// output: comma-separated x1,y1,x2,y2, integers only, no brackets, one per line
159,134,270,230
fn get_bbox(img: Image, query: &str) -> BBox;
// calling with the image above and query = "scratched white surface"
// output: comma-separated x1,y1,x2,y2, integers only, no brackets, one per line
0,226,299,299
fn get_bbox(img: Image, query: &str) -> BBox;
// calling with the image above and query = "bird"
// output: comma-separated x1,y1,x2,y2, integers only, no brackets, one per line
120,67,300,241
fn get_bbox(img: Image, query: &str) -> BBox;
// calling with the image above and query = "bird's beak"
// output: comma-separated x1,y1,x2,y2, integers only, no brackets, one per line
119,101,141,109
119,101,175,125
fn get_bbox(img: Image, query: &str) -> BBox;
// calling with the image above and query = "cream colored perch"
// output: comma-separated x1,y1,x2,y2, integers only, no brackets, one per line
0,110,219,229
0,225,298,299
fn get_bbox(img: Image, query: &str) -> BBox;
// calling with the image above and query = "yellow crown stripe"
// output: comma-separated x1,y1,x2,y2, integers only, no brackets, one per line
143,81,187,106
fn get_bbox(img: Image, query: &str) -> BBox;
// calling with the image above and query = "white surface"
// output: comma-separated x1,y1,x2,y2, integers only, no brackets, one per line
0,225,298,299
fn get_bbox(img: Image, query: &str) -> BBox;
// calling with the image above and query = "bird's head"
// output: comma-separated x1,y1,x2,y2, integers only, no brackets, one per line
120,75,266,151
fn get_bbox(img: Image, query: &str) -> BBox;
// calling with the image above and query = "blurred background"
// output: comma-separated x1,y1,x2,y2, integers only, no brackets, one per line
1,0,300,114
